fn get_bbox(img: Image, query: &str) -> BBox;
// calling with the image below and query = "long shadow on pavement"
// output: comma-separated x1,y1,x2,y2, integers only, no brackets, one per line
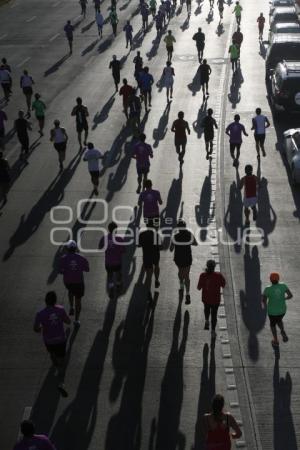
195,160,212,241
256,176,277,247
152,102,171,148
188,66,201,96
228,68,243,110
44,55,70,77
192,98,207,138
223,167,243,253
92,94,116,130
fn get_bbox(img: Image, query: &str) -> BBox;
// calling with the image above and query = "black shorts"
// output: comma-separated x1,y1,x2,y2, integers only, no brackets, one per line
175,138,187,148
166,45,173,53
46,341,66,358
54,142,67,152
269,314,285,327
204,133,214,142
143,251,160,269
174,259,192,269
230,142,241,152
200,78,209,86
137,165,150,176
141,88,151,96
90,170,100,182
76,122,88,133
197,43,205,51
0,128,4,138
65,282,85,298
105,264,122,274
23,86,33,96
254,134,265,144
18,134,29,150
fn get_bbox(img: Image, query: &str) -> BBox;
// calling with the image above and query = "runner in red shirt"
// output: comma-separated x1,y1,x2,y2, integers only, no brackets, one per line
257,13,265,41
197,260,226,338
119,78,133,119
239,164,259,225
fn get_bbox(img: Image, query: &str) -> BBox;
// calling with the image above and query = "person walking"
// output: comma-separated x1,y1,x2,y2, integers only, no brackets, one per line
233,1,242,25
251,107,270,159
238,164,259,225
94,0,101,12
15,110,31,159
20,70,34,115
59,240,90,327
132,133,153,192
155,10,164,35
0,64,12,101
171,111,191,164
83,142,104,194
109,54,121,91
228,40,239,72
128,89,142,135
225,114,248,166
133,51,143,85
99,221,125,298
199,58,211,99
262,273,293,347
50,119,69,170
217,0,224,20
0,151,10,207
123,20,133,49
257,13,265,41
171,219,197,305
13,420,57,450
79,0,88,17
162,60,175,102
138,179,162,226
0,108,7,150
138,225,161,299
203,394,242,448
119,78,134,119
164,30,176,61
71,97,89,148
109,8,119,37
64,20,74,54
34,291,71,394
232,26,243,50
32,93,46,136
197,259,226,338
139,66,154,110
96,10,104,37
141,2,150,31
202,108,218,160
150,0,157,17
193,27,205,62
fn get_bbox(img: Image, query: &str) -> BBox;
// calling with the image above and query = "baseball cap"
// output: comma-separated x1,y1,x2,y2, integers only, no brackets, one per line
66,239,77,249
270,272,280,282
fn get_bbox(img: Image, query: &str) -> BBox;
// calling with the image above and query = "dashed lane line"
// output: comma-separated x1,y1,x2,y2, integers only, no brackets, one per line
0,34,8,40
26,16,37,23
17,57,31,68
49,33,60,42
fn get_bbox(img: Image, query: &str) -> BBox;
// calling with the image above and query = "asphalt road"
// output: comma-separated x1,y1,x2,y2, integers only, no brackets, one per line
1,0,300,449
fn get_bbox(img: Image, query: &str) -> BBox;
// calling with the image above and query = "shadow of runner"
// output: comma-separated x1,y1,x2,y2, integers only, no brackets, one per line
187,66,201,96
92,95,116,129
155,295,189,450
256,177,277,247
195,162,212,241
152,102,171,148
223,176,243,253
44,55,70,77
239,244,266,362
273,355,297,450
193,341,216,450
50,296,118,450
192,99,207,138
106,139,133,202
228,68,243,109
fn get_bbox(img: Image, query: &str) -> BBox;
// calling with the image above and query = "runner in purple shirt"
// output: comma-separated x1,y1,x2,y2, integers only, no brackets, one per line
34,291,70,395
132,133,153,193
99,222,125,298
225,114,248,166
14,420,56,450
59,239,89,326
138,179,162,227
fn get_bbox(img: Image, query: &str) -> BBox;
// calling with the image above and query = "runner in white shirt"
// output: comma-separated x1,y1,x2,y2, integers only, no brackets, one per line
20,70,35,115
251,107,270,158
50,119,68,171
83,142,104,194
95,11,104,37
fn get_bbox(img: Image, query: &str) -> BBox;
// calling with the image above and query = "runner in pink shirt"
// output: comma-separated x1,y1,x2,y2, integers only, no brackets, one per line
14,420,56,450
34,291,70,395
132,133,153,193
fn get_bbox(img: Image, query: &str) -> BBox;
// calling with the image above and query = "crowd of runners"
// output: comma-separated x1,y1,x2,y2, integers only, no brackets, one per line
0,0,294,448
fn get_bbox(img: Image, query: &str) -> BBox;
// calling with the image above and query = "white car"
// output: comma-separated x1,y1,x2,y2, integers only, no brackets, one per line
283,128,300,183
270,0,296,15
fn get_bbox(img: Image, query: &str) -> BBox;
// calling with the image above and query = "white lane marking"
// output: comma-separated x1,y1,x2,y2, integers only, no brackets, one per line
26,16,37,23
0,34,8,40
17,407,32,440
17,57,31,68
49,33,60,42
10,2,18,8
52,0,61,6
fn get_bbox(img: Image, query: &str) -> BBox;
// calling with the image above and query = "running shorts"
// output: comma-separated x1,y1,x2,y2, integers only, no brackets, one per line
45,341,67,358
269,314,285,327
254,134,266,144
65,282,85,298
243,196,257,208
105,264,122,274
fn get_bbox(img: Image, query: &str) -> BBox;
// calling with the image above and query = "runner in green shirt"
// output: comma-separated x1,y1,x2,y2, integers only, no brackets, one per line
262,272,293,347
32,93,46,136
233,1,242,25
228,41,239,72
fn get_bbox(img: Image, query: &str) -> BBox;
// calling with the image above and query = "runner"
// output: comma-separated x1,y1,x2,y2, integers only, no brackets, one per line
0,64,12,101
50,119,69,171
0,151,10,207
132,132,153,192
32,93,46,136
186,0,191,14
59,240,90,327
1,57,11,73
33,291,71,394
203,394,242,447
209,0,214,9
109,54,121,91
197,259,226,338
96,9,104,37
225,114,248,166
238,164,259,225
109,8,119,37
15,110,31,159
71,97,89,148
138,225,161,299
228,40,239,72
99,221,125,298
138,179,162,227
192,27,205,62
94,0,101,12
128,89,142,135
64,20,74,54
217,0,224,20
133,51,143,85
262,273,293,347
199,58,212,99
171,111,191,164
150,0,157,17
83,142,104,194
13,420,57,450
251,107,270,158
165,0,172,19
162,60,175,102
202,108,218,159
119,78,134,119
141,2,150,31
79,0,88,17
155,10,164,35
159,1,167,26
139,66,154,110
123,20,133,49
257,13,265,41
232,26,243,50
0,108,7,150
233,1,242,25
171,219,197,305
20,70,34,115
164,30,176,61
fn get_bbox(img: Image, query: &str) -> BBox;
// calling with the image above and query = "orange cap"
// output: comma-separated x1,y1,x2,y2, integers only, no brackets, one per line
270,272,280,282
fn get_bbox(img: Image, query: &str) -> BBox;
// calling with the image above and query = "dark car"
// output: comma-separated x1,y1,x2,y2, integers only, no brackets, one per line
269,6,299,26
266,34,300,77
270,60,300,114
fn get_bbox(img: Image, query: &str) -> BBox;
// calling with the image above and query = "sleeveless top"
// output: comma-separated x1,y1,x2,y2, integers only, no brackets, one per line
205,413,231,450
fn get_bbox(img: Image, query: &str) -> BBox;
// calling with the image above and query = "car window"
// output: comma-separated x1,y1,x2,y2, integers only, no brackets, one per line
293,132,300,148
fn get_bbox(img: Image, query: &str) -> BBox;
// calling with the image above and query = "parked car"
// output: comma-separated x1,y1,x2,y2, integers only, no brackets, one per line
270,0,296,15
268,21,300,41
266,34,300,77
270,60,300,114
269,6,299,26
283,128,300,183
